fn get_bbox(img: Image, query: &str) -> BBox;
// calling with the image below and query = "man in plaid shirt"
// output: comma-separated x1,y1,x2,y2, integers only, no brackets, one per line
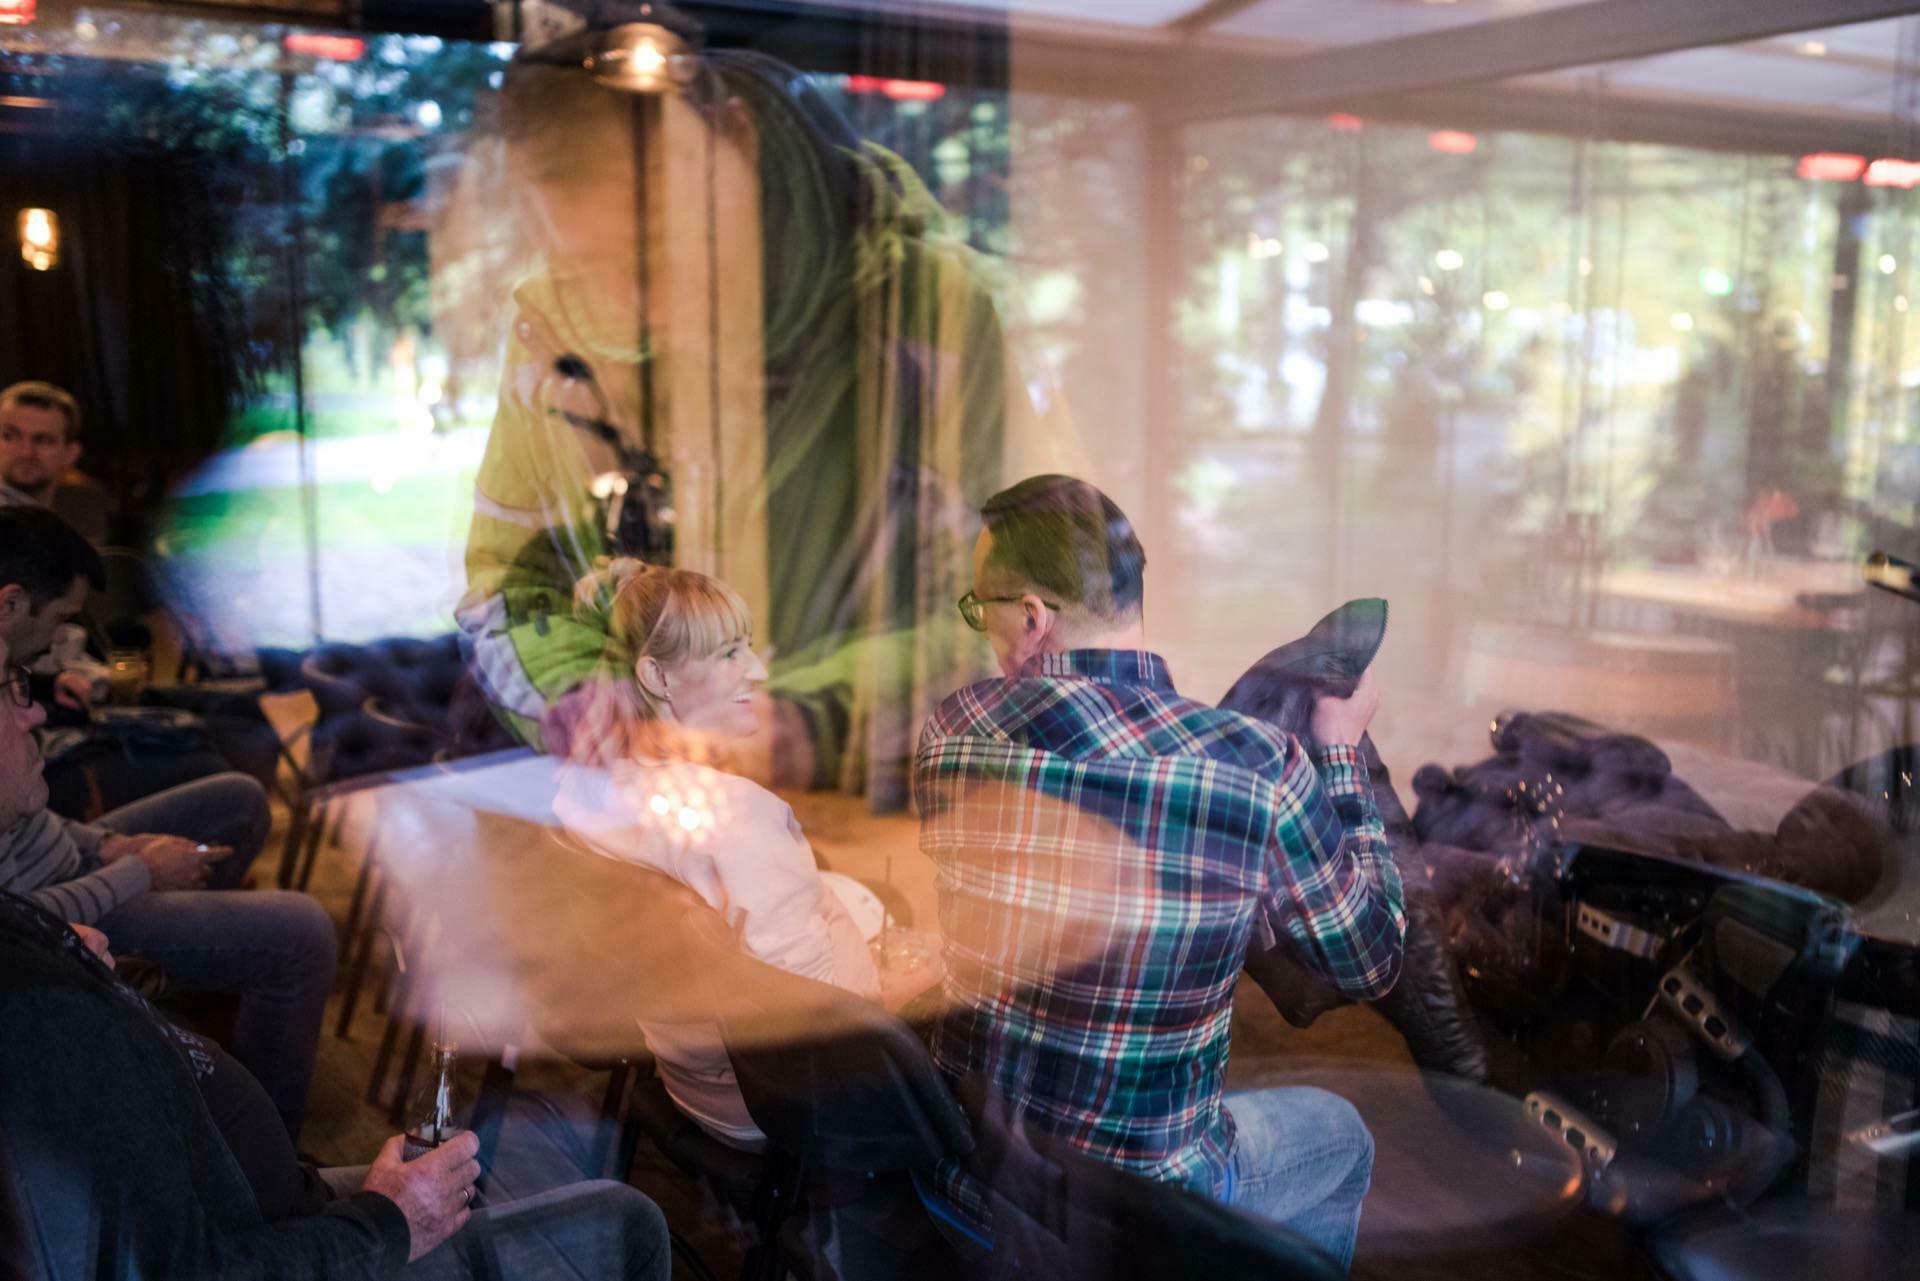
913,475,1405,1270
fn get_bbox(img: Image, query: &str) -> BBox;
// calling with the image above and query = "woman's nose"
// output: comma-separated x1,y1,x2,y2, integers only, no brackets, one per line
745,648,770,683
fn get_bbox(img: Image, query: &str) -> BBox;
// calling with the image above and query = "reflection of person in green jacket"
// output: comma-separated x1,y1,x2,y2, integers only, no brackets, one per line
460,43,1017,803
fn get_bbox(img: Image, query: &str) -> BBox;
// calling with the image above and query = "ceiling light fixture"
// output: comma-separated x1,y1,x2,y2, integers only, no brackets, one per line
18,207,57,271
585,7,692,94
1798,153,1867,181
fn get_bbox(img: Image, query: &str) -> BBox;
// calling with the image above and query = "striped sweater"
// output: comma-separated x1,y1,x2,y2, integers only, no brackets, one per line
0,809,151,924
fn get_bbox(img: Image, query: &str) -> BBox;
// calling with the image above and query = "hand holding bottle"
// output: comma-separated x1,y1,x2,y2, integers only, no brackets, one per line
362,1131,481,1262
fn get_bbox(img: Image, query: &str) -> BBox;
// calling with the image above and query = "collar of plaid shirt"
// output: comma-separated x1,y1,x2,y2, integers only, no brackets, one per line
1024,648,1173,689
915,647,1323,1234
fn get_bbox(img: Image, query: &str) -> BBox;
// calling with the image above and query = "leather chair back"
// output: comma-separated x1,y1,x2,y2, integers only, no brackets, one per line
272,634,517,784
706,914,973,1174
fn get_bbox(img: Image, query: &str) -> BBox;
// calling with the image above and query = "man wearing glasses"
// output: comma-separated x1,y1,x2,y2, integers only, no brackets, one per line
915,475,1405,1272
0,507,334,1140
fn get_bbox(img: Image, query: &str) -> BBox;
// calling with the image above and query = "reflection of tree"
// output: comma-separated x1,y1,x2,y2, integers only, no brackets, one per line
287,39,507,355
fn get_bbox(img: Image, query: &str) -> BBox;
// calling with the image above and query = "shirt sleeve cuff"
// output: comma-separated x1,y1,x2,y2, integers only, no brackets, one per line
1308,743,1366,798
341,1190,413,1271
100,853,153,904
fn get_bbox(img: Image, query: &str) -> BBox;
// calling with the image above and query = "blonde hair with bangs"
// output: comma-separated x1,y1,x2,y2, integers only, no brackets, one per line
612,564,751,716
562,560,754,765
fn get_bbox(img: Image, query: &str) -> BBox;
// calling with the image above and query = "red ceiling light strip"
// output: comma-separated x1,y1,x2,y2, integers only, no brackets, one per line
1796,154,1920,187
1428,129,1478,155
1325,113,1366,132
1798,153,1868,181
0,0,36,27
844,74,945,101
1866,158,1920,189
284,33,367,61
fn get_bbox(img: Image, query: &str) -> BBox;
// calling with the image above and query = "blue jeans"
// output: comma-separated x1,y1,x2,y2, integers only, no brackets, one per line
94,772,329,1140
1222,1087,1373,1271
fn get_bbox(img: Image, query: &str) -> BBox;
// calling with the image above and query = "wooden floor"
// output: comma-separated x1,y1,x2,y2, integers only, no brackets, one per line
282,788,1652,1281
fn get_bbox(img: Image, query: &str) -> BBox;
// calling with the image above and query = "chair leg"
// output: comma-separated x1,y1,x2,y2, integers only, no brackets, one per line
374,900,415,1018
294,794,333,891
470,1050,518,1196
743,1156,806,1281
591,1061,633,1179
616,1072,648,1186
367,943,414,1108
339,831,381,950
277,794,310,889
386,1004,429,1125
365,900,419,1102
335,875,388,1039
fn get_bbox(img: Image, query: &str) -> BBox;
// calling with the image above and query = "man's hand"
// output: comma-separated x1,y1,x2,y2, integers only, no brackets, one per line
52,670,94,711
360,1132,481,1262
102,834,224,891
68,922,115,969
1309,668,1380,748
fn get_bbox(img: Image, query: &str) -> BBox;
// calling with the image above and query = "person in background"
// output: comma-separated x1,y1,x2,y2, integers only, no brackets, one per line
0,497,101,715
0,379,111,545
0,506,272,875
0,607,329,1139
913,475,1406,1271
553,559,933,1151
1,504,247,812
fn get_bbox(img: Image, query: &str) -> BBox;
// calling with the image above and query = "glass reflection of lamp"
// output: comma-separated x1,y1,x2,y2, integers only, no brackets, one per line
18,207,57,271
583,9,689,95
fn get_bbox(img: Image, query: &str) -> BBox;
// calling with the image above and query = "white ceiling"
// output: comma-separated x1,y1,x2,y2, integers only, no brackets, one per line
914,0,1920,124
830,0,1607,38
918,0,1920,124
1513,18,1919,118
860,0,1194,28
1212,0,1600,46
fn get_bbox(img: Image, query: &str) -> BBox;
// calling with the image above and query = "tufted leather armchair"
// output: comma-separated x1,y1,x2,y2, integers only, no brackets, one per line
262,634,519,888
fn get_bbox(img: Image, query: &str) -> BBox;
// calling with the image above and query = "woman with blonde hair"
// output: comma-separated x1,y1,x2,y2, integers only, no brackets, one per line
553,559,882,1150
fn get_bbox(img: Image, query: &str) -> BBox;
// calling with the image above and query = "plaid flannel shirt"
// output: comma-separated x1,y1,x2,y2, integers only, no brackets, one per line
913,650,1404,1238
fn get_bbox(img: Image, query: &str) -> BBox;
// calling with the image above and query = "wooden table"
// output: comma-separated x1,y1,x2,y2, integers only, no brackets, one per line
1594,558,1869,774
1596,558,1865,631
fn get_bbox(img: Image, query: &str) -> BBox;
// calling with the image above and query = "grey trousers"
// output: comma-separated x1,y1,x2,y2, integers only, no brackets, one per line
319,1167,670,1281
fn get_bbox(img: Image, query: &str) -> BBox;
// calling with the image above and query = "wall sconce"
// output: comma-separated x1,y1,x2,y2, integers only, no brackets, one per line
18,208,57,271
584,17,688,93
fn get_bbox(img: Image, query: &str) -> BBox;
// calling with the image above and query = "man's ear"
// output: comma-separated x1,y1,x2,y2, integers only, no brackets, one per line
634,655,673,704
0,584,28,632
60,439,81,474
1021,594,1055,641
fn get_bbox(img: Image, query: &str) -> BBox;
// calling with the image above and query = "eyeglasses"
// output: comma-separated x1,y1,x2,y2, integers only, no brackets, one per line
956,591,1061,633
4,665,30,710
